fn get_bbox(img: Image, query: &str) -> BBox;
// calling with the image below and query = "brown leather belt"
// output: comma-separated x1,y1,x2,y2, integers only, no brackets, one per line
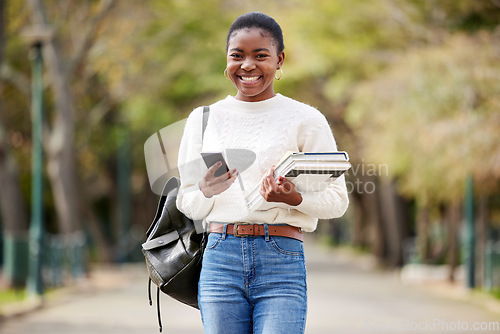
209,223,303,242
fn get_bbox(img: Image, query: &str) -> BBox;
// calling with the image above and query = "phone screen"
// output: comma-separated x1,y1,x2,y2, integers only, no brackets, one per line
201,152,230,178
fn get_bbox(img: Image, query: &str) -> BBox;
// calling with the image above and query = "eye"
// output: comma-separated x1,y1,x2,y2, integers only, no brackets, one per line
256,54,269,59
230,53,242,59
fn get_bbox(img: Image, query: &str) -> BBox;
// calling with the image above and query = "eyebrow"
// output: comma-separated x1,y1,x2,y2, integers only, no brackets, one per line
229,48,271,53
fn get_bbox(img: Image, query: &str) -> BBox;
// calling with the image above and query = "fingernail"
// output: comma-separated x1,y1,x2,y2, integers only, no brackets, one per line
217,161,222,166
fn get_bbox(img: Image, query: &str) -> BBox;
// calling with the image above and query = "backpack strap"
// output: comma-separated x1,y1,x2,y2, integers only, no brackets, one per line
202,106,209,140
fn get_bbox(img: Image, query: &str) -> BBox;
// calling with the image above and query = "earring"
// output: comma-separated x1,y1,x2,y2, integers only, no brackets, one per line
275,68,283,80
224,68,229,79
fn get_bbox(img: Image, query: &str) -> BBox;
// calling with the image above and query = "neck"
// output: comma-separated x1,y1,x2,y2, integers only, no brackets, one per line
235,90,276,102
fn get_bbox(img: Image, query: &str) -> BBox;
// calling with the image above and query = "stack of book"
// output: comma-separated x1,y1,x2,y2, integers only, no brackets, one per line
246,151,351,211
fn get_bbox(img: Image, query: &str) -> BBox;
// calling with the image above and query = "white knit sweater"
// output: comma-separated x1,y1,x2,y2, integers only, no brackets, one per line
176,94,349,232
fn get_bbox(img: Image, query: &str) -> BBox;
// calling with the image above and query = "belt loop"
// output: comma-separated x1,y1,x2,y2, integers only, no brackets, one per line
222,224,228,240
264,224,270,241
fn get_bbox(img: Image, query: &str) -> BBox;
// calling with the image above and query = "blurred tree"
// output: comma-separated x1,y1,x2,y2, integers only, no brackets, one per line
91,0,234,127
0,0,30,287
26,0,79,235
26,0,115,237
409,0,500,32
20,0,117,261
347,29,500,270
347,32,500,205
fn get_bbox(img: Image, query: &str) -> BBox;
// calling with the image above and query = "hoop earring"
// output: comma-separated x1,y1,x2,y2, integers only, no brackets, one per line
224,68,229,79
275,68,283,80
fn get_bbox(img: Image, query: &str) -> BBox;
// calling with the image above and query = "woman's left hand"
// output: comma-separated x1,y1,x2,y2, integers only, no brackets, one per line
260,166,302,206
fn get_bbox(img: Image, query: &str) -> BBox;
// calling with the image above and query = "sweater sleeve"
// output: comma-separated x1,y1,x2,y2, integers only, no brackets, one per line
176,107,215,220
293,114,349,219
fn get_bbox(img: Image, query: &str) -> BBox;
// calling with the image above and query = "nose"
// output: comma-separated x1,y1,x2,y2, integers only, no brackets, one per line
241,57,256,71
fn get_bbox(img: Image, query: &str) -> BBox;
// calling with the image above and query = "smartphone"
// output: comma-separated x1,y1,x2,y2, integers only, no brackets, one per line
201,152,230,178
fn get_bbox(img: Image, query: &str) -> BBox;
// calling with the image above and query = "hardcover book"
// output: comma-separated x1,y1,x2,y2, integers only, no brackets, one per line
247,151,350,211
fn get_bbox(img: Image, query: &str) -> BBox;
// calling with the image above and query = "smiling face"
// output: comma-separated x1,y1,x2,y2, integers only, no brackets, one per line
226,28,285,102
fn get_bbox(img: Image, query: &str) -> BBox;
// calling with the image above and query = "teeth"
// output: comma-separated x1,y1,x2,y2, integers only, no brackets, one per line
240,76,260,82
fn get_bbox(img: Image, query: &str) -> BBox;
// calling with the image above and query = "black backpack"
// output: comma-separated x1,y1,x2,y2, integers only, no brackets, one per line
142,106,209,332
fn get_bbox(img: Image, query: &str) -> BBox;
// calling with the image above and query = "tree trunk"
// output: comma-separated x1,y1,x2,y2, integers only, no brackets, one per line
378,178,409,266
81,202,113,262
26,0,81,234
0,117,28,235
446,201,461,282
349,174,385,263
360,176,385,261
368,188,385,262
416,202,431,263
349,191,366,249
476,196,489,288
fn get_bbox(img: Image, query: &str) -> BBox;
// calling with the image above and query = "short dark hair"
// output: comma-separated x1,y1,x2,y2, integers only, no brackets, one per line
226,12,285,55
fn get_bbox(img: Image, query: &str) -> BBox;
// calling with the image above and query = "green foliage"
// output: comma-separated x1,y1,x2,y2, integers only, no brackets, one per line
347,32,500,202
91,0,236,130
282,0,409,101
410,0,500,32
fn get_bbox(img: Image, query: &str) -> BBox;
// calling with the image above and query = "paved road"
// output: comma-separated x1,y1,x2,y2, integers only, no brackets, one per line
1,240,499,334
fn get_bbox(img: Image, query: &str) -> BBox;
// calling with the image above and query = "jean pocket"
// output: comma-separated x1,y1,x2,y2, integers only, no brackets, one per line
205,233,222,250
269,236,304,257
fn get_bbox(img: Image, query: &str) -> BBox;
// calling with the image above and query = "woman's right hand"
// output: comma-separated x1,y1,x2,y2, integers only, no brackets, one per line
199,161,239,198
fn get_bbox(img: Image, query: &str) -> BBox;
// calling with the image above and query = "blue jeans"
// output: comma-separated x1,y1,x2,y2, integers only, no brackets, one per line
198,224,307,334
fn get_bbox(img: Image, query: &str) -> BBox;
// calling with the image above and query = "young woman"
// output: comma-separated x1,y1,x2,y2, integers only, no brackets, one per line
177,12,349,334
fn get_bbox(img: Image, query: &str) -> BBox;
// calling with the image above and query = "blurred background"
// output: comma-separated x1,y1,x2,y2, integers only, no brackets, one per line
0,0,499,306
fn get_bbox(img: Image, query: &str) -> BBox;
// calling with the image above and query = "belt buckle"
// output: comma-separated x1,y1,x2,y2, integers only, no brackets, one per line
233,223,250,237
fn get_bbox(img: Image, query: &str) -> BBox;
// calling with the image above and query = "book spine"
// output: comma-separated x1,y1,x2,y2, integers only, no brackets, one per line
284,170,347,178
